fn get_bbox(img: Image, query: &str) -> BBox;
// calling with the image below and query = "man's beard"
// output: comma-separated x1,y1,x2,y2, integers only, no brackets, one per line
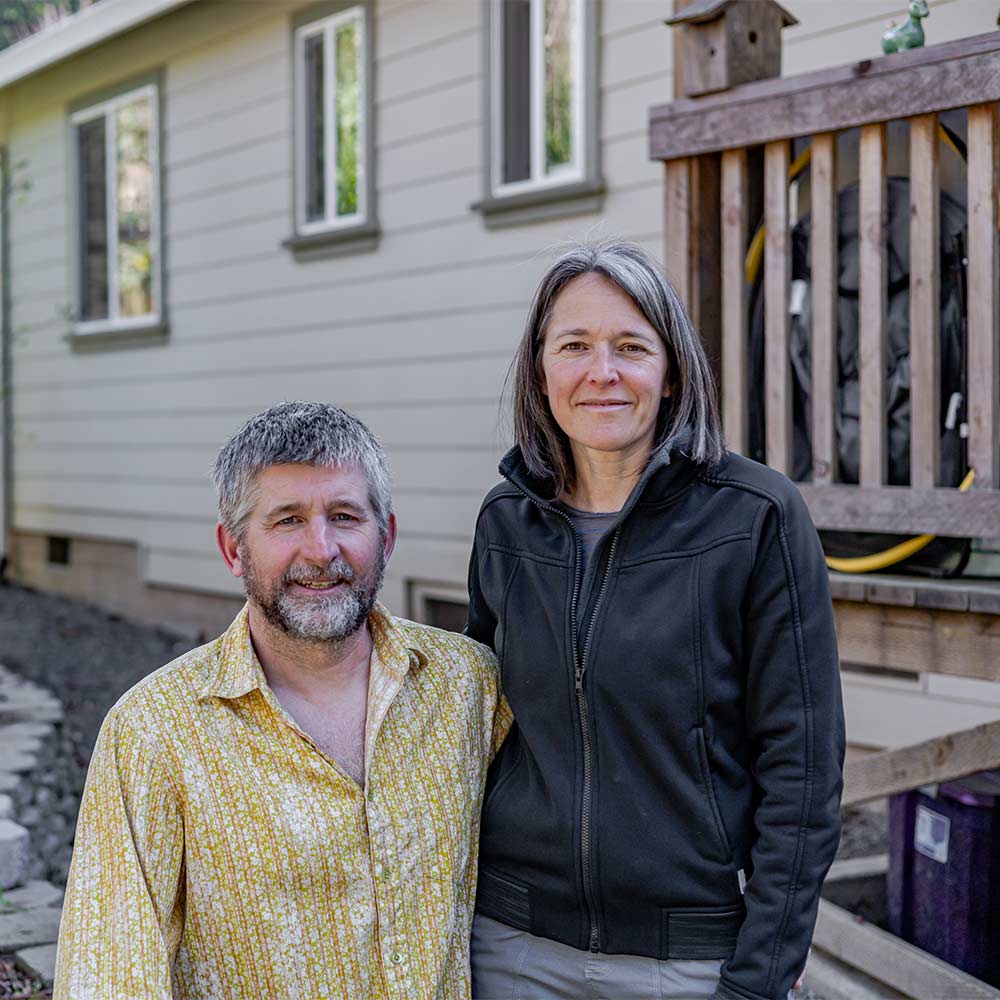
241,548,385,643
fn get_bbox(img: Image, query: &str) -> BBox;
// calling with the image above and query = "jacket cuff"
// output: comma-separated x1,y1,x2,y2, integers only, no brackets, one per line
712,979,772,1000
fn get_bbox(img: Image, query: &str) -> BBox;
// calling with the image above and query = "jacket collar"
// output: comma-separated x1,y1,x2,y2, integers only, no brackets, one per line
498,433,697,523
198,600,423,702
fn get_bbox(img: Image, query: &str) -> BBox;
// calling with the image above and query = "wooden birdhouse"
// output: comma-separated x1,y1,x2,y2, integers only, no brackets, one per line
666,0,798,98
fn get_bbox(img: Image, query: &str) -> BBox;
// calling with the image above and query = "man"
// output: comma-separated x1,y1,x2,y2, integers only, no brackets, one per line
54,401,510,1000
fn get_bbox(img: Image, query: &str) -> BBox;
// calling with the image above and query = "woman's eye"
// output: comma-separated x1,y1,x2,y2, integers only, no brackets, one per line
621,343,647,354
563,342,586,352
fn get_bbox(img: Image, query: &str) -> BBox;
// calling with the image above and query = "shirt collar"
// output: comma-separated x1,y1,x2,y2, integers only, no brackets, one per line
197,601,425,702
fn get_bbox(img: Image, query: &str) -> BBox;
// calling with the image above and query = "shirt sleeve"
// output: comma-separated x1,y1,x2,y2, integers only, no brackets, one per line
490,689,514,762
714,493,845,1000
54,705,185,1000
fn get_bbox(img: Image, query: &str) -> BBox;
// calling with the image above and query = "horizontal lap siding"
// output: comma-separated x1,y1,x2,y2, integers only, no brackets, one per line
6,0,992,607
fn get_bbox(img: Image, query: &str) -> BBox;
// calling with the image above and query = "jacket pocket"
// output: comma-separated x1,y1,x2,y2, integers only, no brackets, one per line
661,903,745,959
475,866,532,931
694,727,733,863
482,732,525,817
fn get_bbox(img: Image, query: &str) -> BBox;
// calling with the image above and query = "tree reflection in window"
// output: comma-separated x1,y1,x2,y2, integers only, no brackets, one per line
116,97,153,317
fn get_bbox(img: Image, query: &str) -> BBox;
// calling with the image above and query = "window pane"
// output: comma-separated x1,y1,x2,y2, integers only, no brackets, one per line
77,117,108,321
501,0,531,184
116,97,153,318
544,0,573,173
334,18,360,217
304,33,325,222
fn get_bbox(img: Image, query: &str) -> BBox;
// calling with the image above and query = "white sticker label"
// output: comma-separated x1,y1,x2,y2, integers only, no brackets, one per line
737,868,747,895
914,804,950,864
789,279,808,317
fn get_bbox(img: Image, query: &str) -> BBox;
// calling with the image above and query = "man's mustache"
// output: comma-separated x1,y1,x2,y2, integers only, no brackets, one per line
281,560,356,585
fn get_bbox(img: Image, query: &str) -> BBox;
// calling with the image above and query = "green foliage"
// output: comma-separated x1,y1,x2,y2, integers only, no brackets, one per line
334,20,359,217
0,0,101,52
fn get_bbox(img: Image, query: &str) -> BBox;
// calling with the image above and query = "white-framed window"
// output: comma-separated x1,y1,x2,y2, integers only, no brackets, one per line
491,0,585,196
407,579,469,634
294,5,367,235
70,83,160,334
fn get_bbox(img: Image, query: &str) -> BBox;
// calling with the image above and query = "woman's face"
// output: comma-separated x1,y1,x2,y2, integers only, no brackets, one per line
541,272,670,461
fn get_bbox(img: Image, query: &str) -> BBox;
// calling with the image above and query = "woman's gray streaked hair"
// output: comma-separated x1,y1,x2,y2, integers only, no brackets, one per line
510,240,725,494
210,401,392,542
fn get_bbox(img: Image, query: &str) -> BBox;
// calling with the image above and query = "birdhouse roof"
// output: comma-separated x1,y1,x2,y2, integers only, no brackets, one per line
666,0,798,29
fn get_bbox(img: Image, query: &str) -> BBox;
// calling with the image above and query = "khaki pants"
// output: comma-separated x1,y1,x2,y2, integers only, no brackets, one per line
471,914,723,1000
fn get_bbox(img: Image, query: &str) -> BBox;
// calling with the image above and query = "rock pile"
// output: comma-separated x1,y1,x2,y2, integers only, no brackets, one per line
0,665,67,992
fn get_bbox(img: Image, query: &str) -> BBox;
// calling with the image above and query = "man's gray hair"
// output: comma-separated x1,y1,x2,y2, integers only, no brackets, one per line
211,401,392,542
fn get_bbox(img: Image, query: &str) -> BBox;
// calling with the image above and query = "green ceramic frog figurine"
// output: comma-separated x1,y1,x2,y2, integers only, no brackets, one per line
882,0,930,53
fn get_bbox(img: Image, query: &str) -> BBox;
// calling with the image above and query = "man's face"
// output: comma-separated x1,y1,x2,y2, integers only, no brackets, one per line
220,463,394,642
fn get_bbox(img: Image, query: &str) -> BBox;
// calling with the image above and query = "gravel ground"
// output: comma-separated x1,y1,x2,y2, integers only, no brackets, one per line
836,804,888,859
0,956,46,999
0,581,188,885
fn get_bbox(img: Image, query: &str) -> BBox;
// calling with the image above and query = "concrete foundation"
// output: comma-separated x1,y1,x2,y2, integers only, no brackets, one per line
9,531,242,639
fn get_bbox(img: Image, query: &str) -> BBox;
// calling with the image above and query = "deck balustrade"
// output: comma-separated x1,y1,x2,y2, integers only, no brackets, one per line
650,31,1000,539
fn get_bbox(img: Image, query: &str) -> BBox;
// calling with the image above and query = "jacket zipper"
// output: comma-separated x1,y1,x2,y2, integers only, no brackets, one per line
576,526,621,951
507,483,621,953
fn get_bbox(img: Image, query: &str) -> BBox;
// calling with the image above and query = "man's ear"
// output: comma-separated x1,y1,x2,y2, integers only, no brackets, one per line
382,512,398,565
216,523,245,578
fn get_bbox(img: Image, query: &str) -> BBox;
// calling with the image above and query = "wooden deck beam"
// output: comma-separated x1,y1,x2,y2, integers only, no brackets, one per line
843,718,1000,805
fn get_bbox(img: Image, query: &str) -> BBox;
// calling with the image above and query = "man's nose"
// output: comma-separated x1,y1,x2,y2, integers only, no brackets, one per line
301,519,339,564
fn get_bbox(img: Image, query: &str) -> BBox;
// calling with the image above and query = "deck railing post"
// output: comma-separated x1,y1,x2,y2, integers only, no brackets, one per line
721,147,748,454
968,102,1000,490
764,140,791,475
859,123,888,487
811,132,838,485
909,113,941,489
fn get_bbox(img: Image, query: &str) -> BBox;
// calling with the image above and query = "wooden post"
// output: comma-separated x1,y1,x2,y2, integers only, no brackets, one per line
689,153,722,386
909,113,940,489
664,158,692,308
721,147,748,453
967,102,1000,490
811,132,838,485
764,140,791,475
858,123,888,487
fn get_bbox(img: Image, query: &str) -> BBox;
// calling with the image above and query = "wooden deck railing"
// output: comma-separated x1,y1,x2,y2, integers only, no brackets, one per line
650,31,1000,539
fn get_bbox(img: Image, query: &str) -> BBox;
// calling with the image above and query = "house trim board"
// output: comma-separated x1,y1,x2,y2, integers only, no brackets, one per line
0,0,195,91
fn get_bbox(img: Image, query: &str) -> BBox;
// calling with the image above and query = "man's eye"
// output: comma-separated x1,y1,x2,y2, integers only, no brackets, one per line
332,512,356,522
276,516,299,526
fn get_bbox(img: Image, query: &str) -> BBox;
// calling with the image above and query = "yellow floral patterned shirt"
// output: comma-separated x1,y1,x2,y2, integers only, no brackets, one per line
54,603,511,1000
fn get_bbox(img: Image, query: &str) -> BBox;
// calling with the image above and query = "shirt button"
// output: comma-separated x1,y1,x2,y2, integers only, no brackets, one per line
389,951,404,965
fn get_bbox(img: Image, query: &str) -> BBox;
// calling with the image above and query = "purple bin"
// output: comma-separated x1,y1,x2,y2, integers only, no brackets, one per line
888,770,1000,988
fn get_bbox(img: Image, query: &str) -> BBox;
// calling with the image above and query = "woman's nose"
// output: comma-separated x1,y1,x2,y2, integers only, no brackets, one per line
587,346,619,384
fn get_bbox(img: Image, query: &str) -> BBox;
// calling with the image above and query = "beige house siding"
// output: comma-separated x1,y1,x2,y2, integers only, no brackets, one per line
2,0,999,737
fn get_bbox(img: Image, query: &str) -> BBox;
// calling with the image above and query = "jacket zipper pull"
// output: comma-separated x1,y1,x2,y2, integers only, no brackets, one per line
575,669,584,693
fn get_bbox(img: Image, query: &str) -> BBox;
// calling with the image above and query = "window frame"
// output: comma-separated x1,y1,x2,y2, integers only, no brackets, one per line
476,0,603,227
406,579,470,633
69,78,163,339
287,1,378,258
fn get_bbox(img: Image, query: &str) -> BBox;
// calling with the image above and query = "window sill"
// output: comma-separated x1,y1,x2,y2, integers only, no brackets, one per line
471,177,606,230
283,220,380,261
69,319,167,349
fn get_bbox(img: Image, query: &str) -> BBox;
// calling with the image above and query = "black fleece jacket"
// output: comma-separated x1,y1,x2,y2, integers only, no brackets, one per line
466,444,845,1000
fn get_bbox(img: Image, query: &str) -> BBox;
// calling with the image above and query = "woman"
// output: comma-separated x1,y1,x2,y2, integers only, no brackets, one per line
466,242,844,1000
